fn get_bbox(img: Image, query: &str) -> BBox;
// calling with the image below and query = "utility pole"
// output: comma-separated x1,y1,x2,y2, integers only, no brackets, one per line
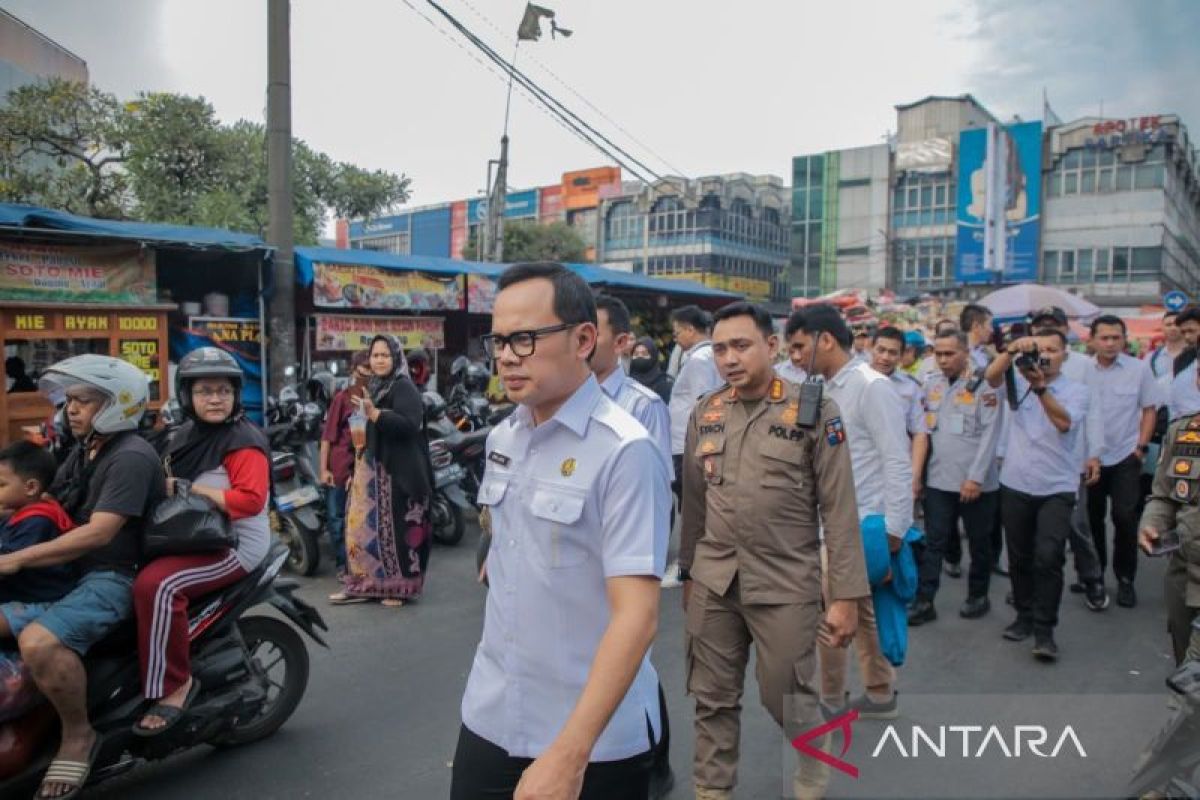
267,0,296,391
983,121,1008,288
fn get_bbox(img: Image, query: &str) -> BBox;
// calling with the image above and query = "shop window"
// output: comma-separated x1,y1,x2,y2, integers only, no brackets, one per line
1116,166,1134,191
1112,248,1130,279
1043,251,1059,282
1135,163,1164,190
1131,246,1162,276
1076,249,1093,282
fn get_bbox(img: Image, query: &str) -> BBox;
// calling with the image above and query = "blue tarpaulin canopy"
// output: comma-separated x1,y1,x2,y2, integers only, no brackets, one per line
294,245,737,301
0,203,269,251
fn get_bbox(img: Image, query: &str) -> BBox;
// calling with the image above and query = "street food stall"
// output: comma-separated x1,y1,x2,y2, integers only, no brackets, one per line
0,203,271,443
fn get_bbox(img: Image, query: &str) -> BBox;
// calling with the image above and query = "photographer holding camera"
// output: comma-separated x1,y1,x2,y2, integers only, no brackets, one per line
985,329,1090,662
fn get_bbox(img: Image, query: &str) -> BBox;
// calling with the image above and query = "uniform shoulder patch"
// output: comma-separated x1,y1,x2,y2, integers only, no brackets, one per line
824,416,845,446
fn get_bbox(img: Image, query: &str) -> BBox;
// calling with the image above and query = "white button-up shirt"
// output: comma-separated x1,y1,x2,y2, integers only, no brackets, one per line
461,376,670,761
669,340,722,455
826,360,913,537
1085,352,1161,466
885,370,929,436
600,364,673,479
775,360,808,385
1060,350,1105,462
1170,360,1200,422
999,373,1089,496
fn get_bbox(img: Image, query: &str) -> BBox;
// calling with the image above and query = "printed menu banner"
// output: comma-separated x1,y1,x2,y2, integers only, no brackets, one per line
467,273,498,313
312,261,464,311
315,315,445,351
0,242,156,303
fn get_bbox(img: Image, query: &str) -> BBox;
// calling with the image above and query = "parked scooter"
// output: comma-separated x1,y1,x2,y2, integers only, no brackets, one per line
1129,618,1200,799
267,399,325,576
422,390,489,546
0,543,327,795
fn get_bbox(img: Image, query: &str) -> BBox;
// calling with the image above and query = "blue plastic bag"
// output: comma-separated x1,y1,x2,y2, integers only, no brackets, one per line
860,515,923,667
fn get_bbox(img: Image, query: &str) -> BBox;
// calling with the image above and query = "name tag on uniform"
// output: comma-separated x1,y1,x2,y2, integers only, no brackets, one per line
488,451,512,467
945,414,965,435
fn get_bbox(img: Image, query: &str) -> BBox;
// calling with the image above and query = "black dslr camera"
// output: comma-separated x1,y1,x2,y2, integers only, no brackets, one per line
1014,344,1040,373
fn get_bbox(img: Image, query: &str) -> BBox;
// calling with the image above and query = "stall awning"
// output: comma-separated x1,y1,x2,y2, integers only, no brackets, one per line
0,202,269,251
294,245,737,301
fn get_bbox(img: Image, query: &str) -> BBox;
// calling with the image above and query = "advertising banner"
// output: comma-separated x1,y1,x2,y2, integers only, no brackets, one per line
0,242,156,303
955,121,1043,284
312,261,464,311
171,317,264,422
315,315,445,352
467,273,498,314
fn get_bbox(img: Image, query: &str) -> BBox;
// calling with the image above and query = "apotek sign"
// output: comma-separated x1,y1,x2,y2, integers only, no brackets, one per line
1086,116,1171,150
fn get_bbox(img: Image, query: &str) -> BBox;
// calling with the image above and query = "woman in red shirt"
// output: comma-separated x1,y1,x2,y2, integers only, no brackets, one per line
131,347,271,736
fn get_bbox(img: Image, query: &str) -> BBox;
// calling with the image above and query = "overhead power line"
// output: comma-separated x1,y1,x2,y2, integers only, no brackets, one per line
454,0,688,178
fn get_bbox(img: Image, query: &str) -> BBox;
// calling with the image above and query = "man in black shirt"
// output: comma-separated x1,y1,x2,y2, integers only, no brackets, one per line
0,356,164,799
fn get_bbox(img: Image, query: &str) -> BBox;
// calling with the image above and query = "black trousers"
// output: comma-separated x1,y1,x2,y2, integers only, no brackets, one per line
919,488,997,601
1001,487,1074,633
450,725,652,800
1086,454,1142,583
651,682,671,778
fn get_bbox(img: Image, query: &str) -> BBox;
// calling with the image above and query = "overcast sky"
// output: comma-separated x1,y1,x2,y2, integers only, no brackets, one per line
4,0,1197,209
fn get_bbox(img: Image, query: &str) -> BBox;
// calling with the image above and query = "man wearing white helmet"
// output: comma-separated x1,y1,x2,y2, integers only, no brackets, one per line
0,355,165,799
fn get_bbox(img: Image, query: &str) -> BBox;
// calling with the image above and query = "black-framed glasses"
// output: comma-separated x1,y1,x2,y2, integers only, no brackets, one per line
482,323,576,359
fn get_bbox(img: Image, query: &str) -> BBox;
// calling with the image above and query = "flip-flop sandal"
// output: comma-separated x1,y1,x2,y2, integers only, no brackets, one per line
132,679,201,738
37,735,102,800
329,592,369,604
380,598,405,608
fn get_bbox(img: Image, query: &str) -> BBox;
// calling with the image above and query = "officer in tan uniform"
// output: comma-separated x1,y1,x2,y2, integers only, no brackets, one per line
1138,413,1200,665
679,301,869,800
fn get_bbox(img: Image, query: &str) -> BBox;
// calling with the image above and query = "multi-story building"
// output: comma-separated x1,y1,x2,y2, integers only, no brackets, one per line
791,95,1200,307
596,173,791,304
0,9,88,100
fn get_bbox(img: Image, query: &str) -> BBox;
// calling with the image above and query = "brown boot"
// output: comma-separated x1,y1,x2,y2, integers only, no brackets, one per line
694,786,733,800
794,733,833,800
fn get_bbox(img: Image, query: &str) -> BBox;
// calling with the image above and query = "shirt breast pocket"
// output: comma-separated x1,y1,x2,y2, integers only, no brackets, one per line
529,484,590,569
760,436,804,489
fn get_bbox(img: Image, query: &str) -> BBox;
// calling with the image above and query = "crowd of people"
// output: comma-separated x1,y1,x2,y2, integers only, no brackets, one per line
2,260,1199,799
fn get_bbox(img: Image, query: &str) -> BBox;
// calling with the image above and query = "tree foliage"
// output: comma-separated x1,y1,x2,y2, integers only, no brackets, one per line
0,79,411,242
461,220,589,263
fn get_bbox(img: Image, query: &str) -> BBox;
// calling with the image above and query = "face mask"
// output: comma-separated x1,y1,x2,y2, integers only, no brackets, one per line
631,357,655,374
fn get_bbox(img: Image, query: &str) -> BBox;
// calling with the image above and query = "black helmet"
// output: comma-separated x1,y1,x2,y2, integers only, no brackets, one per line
176,347,244,419
465,362,491,394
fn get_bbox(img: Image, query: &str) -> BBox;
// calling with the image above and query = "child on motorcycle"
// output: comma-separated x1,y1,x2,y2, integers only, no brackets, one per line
0,441,76,609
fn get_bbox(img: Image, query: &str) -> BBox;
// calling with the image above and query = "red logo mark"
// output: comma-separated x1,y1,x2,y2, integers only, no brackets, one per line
791,709,860,778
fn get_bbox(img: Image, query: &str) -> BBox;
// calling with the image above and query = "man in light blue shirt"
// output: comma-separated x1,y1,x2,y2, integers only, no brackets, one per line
453,263,670,800
986,329,1089,663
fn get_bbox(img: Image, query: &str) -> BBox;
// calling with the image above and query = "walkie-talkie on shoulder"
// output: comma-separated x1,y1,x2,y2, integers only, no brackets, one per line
797,379,823,428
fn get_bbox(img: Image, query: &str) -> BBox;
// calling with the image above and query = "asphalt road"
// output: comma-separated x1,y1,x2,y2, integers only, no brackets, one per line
84,519,1182,800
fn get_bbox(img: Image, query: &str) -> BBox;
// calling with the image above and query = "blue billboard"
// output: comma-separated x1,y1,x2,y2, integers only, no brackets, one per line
468,189,540,224
955,121,1042,284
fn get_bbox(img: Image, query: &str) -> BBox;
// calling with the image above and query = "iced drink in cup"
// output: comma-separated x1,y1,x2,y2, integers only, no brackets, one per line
349,410,367,453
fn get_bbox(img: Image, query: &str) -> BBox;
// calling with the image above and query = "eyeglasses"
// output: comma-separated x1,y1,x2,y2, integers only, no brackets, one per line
194,386,235,399
482,323,576,359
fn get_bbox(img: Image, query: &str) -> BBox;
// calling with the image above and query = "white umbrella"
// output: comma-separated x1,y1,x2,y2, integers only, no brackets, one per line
978,283,1101,321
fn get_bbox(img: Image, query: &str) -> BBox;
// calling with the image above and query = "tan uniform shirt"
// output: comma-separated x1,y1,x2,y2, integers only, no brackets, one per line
678,377,869,605
1141,414,1200,608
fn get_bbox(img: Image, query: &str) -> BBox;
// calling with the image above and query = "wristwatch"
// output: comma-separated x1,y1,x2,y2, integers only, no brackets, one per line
1032,386,1047,396
677,567,692,582
1135,443,1149,456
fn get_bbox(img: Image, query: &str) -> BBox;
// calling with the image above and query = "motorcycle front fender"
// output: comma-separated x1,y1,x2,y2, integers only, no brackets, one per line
442,483,473,510
290,505,321,530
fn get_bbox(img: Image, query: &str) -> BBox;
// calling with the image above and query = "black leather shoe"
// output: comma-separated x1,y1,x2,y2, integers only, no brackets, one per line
1116,580,1137,608
992,561,1009,577
1032,633,1059,662
1085,581,1110,612
943,561,963,578
1003,620,1033,641
960,596,991,619
1068,581,1086,594
908,599,937,626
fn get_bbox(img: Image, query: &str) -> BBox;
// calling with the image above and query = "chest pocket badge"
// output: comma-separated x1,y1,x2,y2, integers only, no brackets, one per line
1173,458,1200,479
696,437,725,484
1174,479,1198,502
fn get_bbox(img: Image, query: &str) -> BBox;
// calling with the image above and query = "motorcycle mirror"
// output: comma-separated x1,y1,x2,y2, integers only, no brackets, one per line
284,365,296,378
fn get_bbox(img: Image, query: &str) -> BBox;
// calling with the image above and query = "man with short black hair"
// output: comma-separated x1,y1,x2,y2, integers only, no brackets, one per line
1169,306,1200,420
985,329,1090,661
1150,311,1186,391
871,326,929,500
788,304,912,719
668,305,722,487
1085,315,1161,608
960,304,995,370
454,262,670,800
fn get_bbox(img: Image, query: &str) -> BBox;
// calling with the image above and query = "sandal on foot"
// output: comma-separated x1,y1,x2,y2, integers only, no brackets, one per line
37,736,102,800
133,679,201,737
329,592,368,605
380,598,405,608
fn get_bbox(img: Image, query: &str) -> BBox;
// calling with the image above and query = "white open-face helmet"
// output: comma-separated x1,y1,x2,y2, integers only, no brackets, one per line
38,354,149,435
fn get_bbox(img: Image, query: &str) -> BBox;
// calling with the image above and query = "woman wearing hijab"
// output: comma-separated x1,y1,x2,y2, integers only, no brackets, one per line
629,336,674,404
132,347,271,736
330,335,433,607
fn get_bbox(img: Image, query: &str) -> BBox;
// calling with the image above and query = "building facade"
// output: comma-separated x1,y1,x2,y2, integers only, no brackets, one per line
0,9,88,100
597,173,791,304
791,95,1200,307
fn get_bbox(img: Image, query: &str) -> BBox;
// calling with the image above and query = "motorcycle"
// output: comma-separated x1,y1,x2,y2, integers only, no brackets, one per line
422,391,489,547
267,399,325,577
0,542,327,795
1129,618,1200,799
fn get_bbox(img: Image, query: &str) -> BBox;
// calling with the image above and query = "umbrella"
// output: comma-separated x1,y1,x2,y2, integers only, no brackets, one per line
978,283,1101,321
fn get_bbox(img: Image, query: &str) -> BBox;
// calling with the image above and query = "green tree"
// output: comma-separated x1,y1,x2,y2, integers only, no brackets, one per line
0,81,411,242
0,78,131,217
461,220,589,262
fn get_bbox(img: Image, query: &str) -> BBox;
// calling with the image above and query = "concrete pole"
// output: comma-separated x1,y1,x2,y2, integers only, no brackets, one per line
267,0,296,392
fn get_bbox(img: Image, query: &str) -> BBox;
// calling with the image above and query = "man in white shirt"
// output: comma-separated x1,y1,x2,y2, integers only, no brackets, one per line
960,303,995,371
454,263,670,800
668,305,722,483
1085,315,1161,609
591,293,675,797
985,329,1090,662
871,326,930,507
1168,307,1200,421
787,304,913,720
1149,310,1185,392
